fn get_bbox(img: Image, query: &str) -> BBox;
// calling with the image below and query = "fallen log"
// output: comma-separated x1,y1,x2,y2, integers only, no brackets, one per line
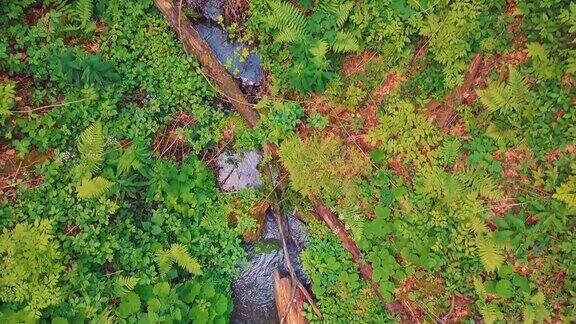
154,0,259,127
310,196,382,299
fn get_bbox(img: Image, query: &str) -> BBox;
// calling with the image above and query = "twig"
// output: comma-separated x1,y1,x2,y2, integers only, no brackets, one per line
12,98,89,113
439,295,456,324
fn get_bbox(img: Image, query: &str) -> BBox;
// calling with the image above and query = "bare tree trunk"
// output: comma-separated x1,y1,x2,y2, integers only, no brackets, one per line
154,0,259,127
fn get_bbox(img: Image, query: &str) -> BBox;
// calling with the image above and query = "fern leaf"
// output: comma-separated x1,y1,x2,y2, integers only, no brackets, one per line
523,305,535,324
309,40,329,63
268,1,308,44
477,80,511,113
155,249,174,276
90,309,114,324
0,81,15,121
485,122,516,142
76,121,105,176
73,0,93,28
77,176,112,199
317,0,340,14
479,303,504,324
508,67,529,105
476,235,504,272
114,276,139,297
331,31,360,53
335,2,354,28
473,277,487,300
439,137,461,166
169,244,202,275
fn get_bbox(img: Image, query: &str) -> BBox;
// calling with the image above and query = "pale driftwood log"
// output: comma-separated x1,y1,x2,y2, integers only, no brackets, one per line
154,0,259,127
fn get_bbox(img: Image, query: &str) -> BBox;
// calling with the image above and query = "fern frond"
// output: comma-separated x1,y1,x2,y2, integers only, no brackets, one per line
169,243,202,275
155,249,174,276
475,235,504,272
457,168,501,200
335,2,354,28
469,216,488,234
114,276,139,297
331,31,360,53
485,122,516,142
309,40,329,63
72,0,93,28
76,121,105,176
477,80,511,113
473,276,487,300
439,137,461,166
90,309,114,324
507,67,529,106
46,0,73,15
0,81,15,120
77,176,112,199
479,303,504,324
268,1,308,44
275,28,306,44
317,0,340,14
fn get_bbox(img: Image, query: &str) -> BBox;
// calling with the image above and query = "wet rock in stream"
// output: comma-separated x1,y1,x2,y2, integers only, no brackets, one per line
217,150,262,191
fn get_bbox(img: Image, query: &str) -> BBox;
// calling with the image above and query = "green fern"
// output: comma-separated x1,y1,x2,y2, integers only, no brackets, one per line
169,244,202,275
477,66,531,115
77,176,112,199
485,122,517,142
475,235,504,272
439,137,461,166
156,244,202,276
477,80,511,113
553,164,576,207
473,276,487,300
331,31,360,53
75,121,105,177
479,303,504,324
267,1,308,44
457,167,502,200
73,0,93,27
155,249,174,276
309,40,329,64
318,0,353,28
114,276,139,297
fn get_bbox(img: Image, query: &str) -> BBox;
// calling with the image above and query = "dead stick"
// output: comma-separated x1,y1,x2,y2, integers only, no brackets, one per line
270,164,322,319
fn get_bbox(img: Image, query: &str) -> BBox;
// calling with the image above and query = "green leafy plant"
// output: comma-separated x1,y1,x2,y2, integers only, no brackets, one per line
0,81,15,125
0,220,64,316
156,243,202,276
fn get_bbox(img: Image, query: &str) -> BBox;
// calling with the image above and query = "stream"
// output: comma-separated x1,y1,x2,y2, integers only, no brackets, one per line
187,4,312,323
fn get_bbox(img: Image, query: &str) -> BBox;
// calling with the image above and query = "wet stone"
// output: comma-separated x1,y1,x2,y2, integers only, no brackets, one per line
216,150,262,191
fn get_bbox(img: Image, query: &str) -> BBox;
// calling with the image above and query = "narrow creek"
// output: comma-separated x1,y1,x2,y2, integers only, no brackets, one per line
187,2,312,322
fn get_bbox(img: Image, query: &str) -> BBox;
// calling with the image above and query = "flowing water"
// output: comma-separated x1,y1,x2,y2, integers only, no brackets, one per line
189,2,312,320
214,150,311,323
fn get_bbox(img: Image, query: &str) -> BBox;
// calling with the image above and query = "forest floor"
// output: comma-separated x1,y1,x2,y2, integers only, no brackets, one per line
0,0,575,323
